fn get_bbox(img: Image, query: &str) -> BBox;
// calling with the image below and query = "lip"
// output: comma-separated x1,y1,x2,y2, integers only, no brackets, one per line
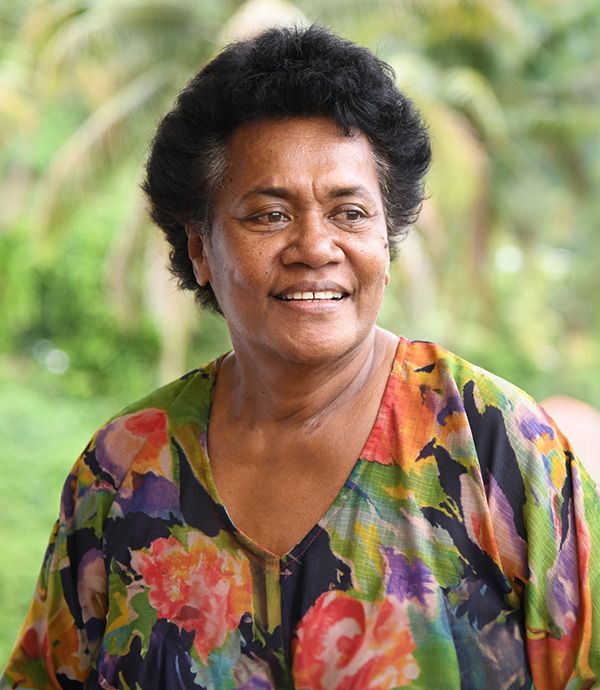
272,281,349,298
273,297,347,313
271,281,350,313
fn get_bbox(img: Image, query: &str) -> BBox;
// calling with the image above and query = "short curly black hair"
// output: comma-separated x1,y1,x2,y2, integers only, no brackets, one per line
144,25,431,313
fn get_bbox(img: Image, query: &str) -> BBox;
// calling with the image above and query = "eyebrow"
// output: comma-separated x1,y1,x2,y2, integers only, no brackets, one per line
240,185,377,203
326,185,377,202
240,186,291,201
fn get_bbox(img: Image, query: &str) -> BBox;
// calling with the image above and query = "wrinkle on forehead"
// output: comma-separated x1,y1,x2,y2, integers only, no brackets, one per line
218,116,384,211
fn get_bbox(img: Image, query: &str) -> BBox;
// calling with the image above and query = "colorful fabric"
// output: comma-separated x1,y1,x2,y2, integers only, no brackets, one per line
2,337,600,689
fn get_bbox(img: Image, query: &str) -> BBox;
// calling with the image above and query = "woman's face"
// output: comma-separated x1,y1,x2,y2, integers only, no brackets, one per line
188,116,391,366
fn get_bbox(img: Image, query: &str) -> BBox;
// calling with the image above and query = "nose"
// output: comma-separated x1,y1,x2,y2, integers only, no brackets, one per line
280,213,344,268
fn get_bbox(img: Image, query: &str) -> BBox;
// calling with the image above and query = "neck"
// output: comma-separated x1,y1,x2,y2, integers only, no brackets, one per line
216,327,397,429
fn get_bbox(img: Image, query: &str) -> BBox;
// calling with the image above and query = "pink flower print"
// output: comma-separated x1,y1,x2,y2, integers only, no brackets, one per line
132,531,252,663
293,590,419,690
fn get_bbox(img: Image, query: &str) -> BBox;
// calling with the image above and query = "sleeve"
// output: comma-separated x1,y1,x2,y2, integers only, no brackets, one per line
467,375,600,690
0,434,117,690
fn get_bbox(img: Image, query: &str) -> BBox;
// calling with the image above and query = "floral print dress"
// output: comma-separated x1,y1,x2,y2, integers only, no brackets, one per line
2,337,600,690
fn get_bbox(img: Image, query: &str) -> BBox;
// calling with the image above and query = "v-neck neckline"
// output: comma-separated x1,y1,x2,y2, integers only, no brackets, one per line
198,336,405,562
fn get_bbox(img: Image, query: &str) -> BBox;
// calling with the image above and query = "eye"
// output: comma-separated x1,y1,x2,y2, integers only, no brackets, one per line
330,206,368,225
341,209,364,221
264,211,287,223
248,210,290,225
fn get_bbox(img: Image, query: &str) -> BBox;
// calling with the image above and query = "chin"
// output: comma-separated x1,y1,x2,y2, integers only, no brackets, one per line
266,327,372,367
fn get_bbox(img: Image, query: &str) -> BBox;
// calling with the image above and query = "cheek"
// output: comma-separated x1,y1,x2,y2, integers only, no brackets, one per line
356,223,390,273
210,245,270,302
365,255,391,301
358,243,390,286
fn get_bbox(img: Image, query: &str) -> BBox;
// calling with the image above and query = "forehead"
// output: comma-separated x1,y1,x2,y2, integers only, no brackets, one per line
221,116,381,194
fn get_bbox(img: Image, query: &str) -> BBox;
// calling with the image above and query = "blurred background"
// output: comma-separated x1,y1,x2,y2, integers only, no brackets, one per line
1,0,599,664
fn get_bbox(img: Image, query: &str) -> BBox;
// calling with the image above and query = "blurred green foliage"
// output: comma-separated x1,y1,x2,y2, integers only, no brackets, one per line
1,0,599,665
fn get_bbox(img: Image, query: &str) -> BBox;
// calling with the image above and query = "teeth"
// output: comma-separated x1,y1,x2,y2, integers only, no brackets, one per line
279,291,344,301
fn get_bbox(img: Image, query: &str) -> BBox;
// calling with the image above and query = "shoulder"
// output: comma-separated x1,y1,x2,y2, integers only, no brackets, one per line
396,334,571,473
76,358,220,493
382,337,560,472
117,357,219,422
398,337,531,401
397,336,545,424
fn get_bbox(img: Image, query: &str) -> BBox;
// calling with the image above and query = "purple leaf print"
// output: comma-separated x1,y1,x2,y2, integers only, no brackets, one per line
437,393,464,425
116,472,179,516
383,548,434,605
239,677,273,690
518,409,555,442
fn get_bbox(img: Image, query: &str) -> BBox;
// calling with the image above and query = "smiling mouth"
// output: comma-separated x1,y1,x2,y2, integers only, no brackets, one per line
275,291,346,301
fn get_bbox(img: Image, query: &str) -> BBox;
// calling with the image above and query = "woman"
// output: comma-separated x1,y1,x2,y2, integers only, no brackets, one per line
2,25,599,690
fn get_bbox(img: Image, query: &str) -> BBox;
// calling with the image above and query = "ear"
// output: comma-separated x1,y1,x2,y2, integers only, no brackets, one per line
185,224,211,287
384,245,391,286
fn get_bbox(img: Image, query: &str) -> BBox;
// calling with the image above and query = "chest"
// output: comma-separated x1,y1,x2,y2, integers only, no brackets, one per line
207,415,373,556
98,454,525,690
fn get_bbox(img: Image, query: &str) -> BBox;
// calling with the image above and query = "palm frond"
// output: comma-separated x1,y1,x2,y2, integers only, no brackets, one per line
18,0,86,64
442,67,508,142
219,0,309,43
33,63,178,240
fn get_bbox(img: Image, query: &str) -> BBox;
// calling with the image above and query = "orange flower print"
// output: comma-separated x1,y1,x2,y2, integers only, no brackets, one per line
131,531,252,662
293,590,419,690
96,408,171,485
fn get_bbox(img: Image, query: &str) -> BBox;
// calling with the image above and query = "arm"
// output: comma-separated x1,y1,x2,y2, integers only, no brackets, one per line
467,374,600,689
521,427,600,689
1,439,115,689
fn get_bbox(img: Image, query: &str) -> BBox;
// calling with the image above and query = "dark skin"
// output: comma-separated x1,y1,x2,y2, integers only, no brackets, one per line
187,116,399,557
